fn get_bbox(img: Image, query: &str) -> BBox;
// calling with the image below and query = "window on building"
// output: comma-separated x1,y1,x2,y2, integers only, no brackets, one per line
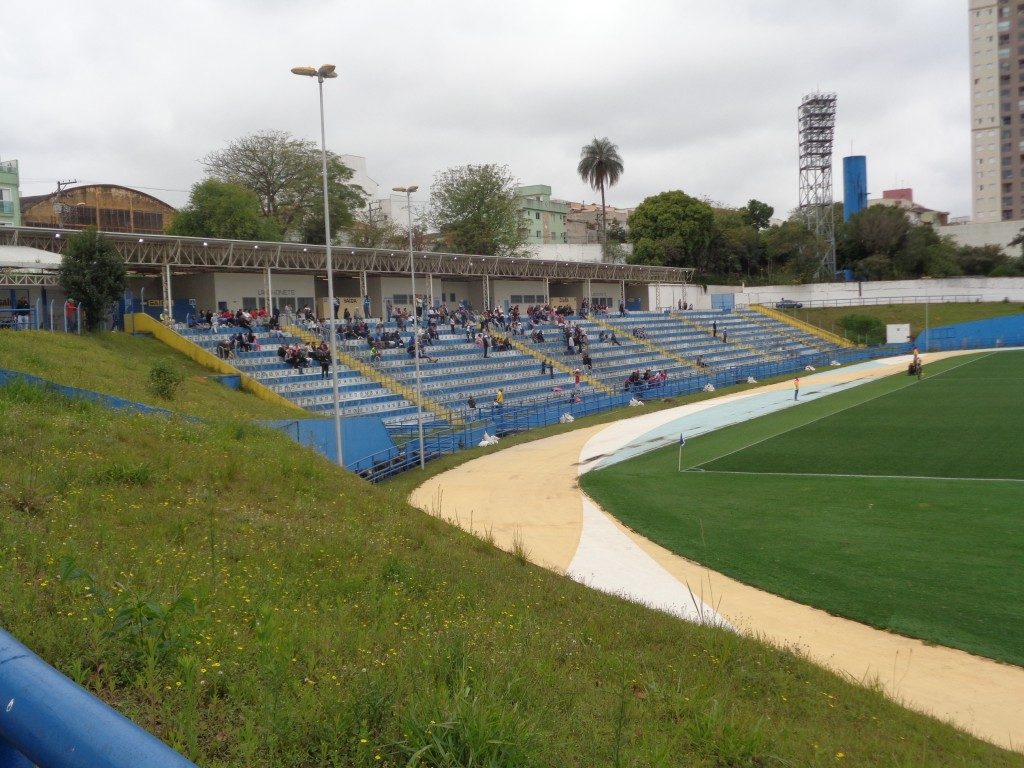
133,210,164,232
242,297,258,310
99,208,132,231
535,212,540,220
63,205,96,227
536,230,541,238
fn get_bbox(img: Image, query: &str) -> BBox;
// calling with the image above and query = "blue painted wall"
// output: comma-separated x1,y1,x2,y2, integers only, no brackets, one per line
843,155,868,222
262,416,398,471
916,313,1024,351
0,369,172,415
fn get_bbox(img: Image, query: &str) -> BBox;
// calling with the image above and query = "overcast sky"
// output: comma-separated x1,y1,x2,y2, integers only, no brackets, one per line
3,1,970,219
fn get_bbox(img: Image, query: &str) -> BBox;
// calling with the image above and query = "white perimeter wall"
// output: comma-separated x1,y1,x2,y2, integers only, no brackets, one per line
527,243,633,262
725,276,1024,308
213,273,316,311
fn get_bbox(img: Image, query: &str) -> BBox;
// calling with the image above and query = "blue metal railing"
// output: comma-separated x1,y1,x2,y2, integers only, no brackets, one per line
366,343,915,483
0,628,196,768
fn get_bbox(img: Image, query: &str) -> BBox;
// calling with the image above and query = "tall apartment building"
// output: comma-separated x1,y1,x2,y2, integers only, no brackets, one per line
0,157,20,227
969,0,1023,222
514,185,568,244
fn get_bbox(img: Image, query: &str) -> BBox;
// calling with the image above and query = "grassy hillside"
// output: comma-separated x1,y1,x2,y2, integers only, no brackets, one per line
0,331,304,421
784,301,1024,340
0,370,1021,764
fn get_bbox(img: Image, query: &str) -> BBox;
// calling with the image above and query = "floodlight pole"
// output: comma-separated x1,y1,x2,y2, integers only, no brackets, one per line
394,185,425,468
293,64,344,468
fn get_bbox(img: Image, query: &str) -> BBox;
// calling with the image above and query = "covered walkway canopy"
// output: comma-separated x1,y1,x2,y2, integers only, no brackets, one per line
0,226,692,284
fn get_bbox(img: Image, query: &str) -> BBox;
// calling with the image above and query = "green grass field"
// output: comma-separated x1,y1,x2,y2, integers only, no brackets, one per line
581,351,1024,666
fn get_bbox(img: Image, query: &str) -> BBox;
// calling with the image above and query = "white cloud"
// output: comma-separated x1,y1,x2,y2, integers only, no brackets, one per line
5,0,970,217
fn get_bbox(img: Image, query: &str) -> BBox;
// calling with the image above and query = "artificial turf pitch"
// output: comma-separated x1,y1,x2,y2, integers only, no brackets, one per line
580,351,1024,666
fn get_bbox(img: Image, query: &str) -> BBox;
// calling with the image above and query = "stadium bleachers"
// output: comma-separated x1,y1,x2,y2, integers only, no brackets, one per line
179,318,586,426
176,308,848,426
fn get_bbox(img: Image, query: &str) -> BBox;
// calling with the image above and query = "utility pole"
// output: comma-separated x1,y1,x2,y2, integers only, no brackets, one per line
54,179,78,228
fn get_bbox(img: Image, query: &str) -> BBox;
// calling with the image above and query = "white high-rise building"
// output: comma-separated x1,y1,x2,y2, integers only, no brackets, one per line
969,1,1013,223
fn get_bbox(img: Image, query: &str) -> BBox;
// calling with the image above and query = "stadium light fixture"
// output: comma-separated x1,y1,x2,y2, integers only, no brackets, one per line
293,63,344,469
393,185,425,468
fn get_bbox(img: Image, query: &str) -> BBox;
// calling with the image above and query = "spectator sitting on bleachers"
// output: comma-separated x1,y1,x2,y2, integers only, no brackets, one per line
283,344,308,369
217,338,235,359
530,329,545,343
582,352,593,372
632,327,647,340
407,337,438,363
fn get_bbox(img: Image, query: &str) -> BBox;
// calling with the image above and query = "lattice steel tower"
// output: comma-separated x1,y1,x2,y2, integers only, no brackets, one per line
798,92,837,279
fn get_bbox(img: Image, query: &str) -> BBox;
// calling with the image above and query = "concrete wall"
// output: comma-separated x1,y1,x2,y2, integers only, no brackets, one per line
492,279,547,308
526,243,619,262
937,219,1024,254
213,273,315,312
728,276,1024,308
170,274,216,312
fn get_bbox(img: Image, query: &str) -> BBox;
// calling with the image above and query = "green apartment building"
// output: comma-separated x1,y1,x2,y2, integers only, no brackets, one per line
0,158,20,227
515,184,567,244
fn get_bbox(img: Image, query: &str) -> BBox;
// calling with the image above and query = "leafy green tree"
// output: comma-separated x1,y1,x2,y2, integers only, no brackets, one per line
742,199,774,230
605,218,628,244
58,227,127,331
202,130,365,242
169,180,282,241
427,164,526,256
348,204,405,249
843,206,911,264
762,219,822,282
627,190,716,271
897,226,961,278
710,207,763,279
577,137,624,242
957,244,1016,276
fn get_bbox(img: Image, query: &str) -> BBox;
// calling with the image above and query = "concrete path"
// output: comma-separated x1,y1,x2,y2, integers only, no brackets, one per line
408,352,1024,752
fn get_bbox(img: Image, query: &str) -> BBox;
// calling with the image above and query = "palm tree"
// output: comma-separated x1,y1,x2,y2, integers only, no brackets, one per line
577,137,624,242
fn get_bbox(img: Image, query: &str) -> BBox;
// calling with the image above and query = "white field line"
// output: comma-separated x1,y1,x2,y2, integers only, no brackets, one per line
687,469,1024,484
688,351,998,472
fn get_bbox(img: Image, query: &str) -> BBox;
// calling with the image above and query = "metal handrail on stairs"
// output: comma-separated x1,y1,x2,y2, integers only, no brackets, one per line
748,304,858,348
492,330,618,396
586,315,703,374
284,325,462,425
668,312,782,364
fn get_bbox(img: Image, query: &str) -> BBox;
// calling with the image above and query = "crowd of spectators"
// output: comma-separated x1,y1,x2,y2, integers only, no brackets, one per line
624,368,668,391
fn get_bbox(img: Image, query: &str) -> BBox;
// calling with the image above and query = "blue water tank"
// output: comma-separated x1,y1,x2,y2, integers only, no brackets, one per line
843,155,868,222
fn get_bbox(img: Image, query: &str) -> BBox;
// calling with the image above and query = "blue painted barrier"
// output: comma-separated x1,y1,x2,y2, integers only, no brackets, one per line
0,628,196,768
916,313,1024,352
0,370,171,416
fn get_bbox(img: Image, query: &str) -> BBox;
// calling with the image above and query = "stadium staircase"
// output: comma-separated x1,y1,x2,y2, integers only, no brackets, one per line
668,311,783,364
747,304,857,349
495,330,617,395
586,315,701,374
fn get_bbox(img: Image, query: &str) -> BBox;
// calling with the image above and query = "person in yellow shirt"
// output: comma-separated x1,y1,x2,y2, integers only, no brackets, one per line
494,387,505,408
793,377,800,401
